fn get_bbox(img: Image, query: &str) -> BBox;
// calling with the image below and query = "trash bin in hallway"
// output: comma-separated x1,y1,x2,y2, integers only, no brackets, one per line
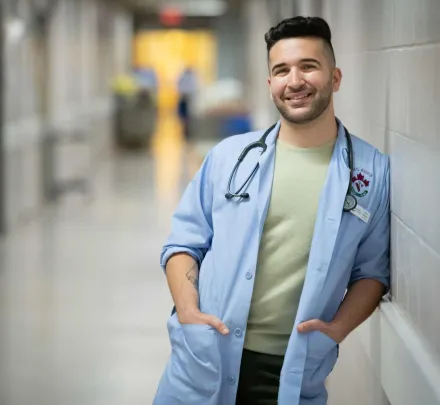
111,73,157,150
113,90,156,150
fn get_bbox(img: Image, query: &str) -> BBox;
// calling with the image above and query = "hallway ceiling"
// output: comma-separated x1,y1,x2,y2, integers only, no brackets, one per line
121,0,231,16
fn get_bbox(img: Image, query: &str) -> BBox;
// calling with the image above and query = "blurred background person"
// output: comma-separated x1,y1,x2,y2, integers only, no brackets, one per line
177,66,198,144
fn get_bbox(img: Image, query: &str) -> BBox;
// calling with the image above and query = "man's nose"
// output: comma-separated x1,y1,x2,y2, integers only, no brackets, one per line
287,69,306,90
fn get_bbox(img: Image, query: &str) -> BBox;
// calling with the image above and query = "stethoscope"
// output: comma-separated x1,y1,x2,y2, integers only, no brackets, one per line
225,124,358,212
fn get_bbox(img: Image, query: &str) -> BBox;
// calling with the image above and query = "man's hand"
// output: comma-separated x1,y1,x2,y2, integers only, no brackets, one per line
297,319,346,344
297,279,386,344
178,308,230,335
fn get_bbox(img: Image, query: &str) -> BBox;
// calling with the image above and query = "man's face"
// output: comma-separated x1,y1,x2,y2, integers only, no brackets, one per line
268,37,341,125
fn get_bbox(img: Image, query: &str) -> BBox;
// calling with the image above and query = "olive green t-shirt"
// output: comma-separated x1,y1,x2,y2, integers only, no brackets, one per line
244,137,335,356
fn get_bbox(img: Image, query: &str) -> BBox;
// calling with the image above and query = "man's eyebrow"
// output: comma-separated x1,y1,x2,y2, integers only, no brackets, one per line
271,63,288,73
300,58,321,66
271,58,322,73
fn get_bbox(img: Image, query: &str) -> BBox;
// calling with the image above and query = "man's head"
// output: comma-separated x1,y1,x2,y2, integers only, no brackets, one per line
265,16,342,125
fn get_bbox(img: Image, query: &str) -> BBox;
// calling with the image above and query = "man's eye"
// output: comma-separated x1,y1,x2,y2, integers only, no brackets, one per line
303,65,316,70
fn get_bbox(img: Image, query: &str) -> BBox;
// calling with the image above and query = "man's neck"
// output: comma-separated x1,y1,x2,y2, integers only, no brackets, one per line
278,111,338,148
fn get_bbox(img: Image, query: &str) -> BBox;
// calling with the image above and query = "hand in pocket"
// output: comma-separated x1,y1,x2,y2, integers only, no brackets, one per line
178,309,230,335
297,319,345,344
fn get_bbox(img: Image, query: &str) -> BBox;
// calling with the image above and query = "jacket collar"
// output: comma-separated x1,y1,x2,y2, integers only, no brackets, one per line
262,117,348,150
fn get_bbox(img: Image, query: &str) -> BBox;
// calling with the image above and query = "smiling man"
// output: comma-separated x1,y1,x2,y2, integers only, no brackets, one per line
153,16,390,405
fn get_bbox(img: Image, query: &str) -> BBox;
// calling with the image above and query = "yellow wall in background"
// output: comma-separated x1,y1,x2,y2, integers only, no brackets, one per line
133,29,217,110
132,29,217,201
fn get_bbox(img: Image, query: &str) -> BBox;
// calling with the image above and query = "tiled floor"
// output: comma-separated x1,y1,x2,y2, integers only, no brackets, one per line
0,115,195,405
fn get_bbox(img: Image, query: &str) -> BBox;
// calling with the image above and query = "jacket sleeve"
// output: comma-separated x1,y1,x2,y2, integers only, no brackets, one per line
160,148,215,271
349,155,391,292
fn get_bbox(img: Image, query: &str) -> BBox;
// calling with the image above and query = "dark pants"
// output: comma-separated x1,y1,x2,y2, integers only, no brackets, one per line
235,349,284,405
177,96,191,141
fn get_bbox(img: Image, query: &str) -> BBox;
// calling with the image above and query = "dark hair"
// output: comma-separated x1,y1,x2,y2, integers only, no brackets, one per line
265,16,335,64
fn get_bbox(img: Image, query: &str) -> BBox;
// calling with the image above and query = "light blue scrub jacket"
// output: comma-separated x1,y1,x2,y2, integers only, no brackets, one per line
153,118,390,405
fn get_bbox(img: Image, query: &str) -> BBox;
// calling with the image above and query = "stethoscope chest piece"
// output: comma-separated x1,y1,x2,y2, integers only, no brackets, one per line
343,194,357,212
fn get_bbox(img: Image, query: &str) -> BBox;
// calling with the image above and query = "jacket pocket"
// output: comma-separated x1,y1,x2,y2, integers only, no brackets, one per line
301,330,338,398
166,315,221,400
181,324,221,372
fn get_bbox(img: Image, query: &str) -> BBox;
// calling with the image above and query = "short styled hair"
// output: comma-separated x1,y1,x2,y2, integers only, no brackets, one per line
265,16,336,65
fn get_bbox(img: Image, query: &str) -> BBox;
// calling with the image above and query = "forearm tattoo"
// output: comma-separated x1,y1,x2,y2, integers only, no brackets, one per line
186,263,199,292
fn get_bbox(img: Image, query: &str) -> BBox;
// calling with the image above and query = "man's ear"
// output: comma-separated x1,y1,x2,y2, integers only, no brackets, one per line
332,67,342,92
268,77,273,100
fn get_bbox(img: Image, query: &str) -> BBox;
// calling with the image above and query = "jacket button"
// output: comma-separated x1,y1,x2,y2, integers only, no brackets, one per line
227,375,236,385
234,328,242,337
245,272,253,280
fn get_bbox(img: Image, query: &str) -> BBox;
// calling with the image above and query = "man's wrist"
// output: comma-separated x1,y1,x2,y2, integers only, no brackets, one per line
176,306,200,321
328,320,350,343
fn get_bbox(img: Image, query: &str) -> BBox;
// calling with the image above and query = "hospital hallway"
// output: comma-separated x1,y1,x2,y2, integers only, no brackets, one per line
2,0,440,404
0,118,188,405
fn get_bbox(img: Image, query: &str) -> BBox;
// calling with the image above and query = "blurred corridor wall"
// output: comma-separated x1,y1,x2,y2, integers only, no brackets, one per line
243,0,279,130
2,0,132,232
290,1,440,404
214,0,246,82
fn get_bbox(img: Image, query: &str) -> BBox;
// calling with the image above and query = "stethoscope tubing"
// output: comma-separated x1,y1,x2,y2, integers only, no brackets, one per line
225,123,357,212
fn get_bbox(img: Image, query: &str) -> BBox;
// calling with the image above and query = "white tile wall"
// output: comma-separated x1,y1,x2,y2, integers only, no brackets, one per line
393,0,440,46
393,215,440,363
320,0,440,345
390,131,440,253
241,2,440,401
244,0,440,400
312,0,440,402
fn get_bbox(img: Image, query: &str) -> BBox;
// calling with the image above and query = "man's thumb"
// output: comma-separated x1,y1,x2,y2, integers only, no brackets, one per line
297,319,322,333
203,314,229,335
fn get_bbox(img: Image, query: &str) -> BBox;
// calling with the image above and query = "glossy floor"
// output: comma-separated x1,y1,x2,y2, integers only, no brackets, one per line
0,114,194,405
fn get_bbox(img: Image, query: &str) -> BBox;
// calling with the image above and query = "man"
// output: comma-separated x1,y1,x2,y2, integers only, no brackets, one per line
153,16,390,405
177,67,198,142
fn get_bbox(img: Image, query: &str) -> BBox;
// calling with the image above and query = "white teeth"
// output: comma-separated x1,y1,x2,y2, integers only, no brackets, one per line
286,94,310,101
292,94,309,100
